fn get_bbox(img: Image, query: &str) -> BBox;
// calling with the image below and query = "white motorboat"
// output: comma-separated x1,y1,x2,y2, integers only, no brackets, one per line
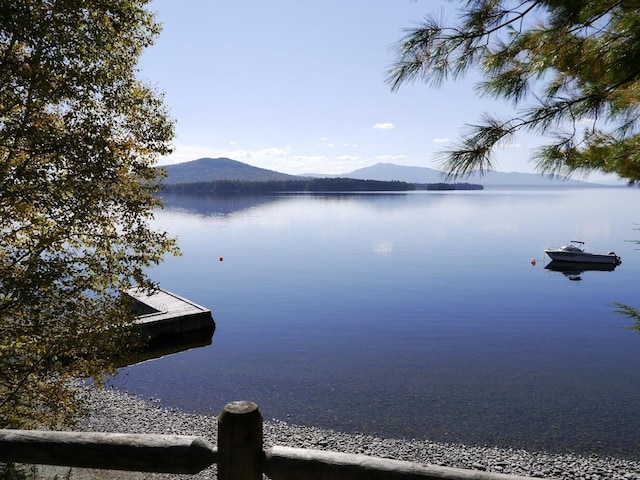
544,240,621,265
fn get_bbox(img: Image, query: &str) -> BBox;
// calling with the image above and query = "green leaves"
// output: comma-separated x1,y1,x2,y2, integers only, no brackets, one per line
388,0,640,181
0,0,176,428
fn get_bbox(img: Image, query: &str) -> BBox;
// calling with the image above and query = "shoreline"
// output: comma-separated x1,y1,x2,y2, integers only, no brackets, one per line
61,386,640,480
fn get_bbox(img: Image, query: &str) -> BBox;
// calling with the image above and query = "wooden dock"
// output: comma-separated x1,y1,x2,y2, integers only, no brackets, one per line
124,286,215,345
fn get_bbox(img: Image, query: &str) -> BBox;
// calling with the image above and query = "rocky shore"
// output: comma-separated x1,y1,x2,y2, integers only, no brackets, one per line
54,386,640,480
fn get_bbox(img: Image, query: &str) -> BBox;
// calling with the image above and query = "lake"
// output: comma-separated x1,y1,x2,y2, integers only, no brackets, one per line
110,187,640,459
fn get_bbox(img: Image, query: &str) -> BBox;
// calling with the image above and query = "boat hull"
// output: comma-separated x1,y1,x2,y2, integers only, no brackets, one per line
544,250,621,264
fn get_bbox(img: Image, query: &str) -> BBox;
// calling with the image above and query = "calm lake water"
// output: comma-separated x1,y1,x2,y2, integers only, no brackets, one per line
111,187,640,459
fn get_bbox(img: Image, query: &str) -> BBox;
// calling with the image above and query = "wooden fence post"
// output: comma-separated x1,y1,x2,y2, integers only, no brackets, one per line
218,400,263,480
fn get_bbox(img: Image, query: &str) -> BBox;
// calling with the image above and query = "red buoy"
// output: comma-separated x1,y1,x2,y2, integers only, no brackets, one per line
530,258,537,266
219,257,224,262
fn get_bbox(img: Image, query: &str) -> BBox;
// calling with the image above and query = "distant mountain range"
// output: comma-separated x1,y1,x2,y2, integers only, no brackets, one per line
159,157,605,188
160,157,299,184
308,163,599,187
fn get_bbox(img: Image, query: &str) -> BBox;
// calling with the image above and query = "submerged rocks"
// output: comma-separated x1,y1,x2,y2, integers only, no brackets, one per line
73,386,640,480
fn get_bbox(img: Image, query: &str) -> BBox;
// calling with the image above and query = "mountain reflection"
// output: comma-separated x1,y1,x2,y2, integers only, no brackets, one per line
160,193,282,216
159,191,412,217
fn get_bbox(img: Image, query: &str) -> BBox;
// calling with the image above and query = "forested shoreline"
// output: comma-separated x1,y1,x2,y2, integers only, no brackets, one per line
414,182,483,191
161,178,483,194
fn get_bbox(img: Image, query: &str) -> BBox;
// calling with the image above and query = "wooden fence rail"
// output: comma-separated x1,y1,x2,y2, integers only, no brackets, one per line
0,400,548,480
0,429,217,475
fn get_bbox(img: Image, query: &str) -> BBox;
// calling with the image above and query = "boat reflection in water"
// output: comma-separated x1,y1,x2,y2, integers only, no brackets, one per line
545,260,619,281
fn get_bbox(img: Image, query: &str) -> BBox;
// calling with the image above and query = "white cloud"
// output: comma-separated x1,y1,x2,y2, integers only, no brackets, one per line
336,155,361,162
293,155,327,163
433,138,449,143
377,155,406,162
158,143,372,175
576,117,597,125
373,122,395,130
157,144,219,165
157,144,290,166
287,155,328,171
497,142,522,149
234,146,291,161
290,154,368,175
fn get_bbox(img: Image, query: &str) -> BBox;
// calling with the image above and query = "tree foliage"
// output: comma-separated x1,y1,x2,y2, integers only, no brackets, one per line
612,302,640,332
162,178,416,194
0,0,177,428
387,0,640,181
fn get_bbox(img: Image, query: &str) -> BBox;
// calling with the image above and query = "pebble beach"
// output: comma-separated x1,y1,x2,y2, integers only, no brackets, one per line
39,386,639,480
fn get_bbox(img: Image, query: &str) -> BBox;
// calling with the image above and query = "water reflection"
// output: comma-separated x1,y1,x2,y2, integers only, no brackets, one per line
159,192,281,217
160,191,427,218
118,188,640,459
120,330,214,367
545,260,619,281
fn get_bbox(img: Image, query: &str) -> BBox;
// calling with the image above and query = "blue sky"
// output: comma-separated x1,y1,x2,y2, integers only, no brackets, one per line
138,0,613,181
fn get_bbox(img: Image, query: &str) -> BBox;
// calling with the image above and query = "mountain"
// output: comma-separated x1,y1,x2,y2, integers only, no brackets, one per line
333,163,598,187
341,164,446,183
161,158,605,188
159,157,300,184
